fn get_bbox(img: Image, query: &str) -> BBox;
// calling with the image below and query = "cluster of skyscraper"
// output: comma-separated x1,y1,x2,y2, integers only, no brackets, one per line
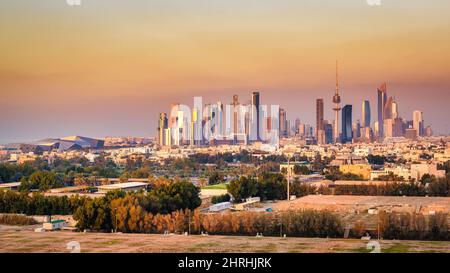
315,64,432,145
157,92,287,147
157,63,432,147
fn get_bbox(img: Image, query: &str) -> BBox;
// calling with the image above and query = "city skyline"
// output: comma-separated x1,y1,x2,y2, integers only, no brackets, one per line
0,74,445,144
1,1,450,142
154,79,430,147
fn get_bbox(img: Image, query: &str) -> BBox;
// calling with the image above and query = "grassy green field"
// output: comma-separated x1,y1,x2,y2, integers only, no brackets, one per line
201,183,228,190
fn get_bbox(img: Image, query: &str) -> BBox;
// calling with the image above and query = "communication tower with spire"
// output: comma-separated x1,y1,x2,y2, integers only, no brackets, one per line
332,60,342,143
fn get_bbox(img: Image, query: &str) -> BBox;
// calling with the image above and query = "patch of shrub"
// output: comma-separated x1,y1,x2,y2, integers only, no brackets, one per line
0,214,37,225
211,194,231,204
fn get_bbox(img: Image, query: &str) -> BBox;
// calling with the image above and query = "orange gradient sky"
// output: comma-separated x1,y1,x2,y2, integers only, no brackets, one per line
1,0,450,142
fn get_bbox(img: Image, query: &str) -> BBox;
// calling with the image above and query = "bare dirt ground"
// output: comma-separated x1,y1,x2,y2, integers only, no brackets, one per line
1,225,449,253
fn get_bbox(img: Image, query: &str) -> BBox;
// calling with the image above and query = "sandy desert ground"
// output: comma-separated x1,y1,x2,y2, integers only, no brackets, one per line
0,225,449,253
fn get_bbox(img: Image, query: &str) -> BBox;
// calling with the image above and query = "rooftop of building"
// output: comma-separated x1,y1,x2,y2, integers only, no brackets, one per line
97,182,148,190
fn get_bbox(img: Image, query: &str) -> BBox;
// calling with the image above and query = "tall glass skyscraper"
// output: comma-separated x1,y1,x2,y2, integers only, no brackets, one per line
377,83,387,137
232,95,239,136
252,92,260,141
324,123,333,144
316,98,324,140
158,113,168,146
342,105,353,143
279,108,287,137
362,100,371,128
384,96,394,120
413,110,424,136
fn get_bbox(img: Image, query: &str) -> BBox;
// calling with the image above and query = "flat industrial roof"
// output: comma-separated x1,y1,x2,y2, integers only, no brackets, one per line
50,220,66,224
97,182,148,190
49,185,89,193
0,182,21,188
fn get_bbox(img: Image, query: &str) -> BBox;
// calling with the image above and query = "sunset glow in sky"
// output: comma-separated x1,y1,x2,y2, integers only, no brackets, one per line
1,0,450,142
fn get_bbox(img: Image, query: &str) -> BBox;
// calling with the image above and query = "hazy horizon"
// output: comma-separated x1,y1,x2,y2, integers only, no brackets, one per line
1,0,450,142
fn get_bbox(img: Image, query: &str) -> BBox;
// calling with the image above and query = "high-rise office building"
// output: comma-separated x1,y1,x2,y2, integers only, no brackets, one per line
362,127,373,142
413,110,424,137
425,126,433,137
317,129,325,145
316,98,324,141
169,103,179,125
157,113,168,146
216,101,224,137
232,95,239,136
204,103,213,141
279,108,287,137
392,99,399,119
169,103,181,146
383,118,394,138
190,107,202,146
286,120,291,137
384,96,394,120
299,123,306,136
265,115,273,141
377,83,387,137
294,118,301,135
174,110,185,146
252,92,260,141
324,122,333,144
374,121,380,138
164,128,172,146
362,100,371,128
393,117,404,137
342,105,352,143
244,106,250,139
353,120,361,139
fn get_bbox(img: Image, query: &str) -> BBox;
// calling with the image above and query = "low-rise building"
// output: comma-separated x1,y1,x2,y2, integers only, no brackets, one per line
0,182,21,190
43,220,67,231
209,202,232,212
370,166,411,181
410,163,446,182
96,182,148,193
339,164,371,180
331,154,368,166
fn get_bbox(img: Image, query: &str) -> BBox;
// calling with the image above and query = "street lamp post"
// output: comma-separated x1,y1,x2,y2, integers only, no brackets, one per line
114,208,118,233
377,211,380,241
287,157,290,201
188,210,191,235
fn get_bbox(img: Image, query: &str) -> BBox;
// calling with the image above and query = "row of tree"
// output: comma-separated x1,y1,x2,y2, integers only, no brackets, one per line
0,162,40,183
211,194,231,204
73,180,202,231
199,210,343,237
0,190,87,215
18,171,65,192
197,210,448,240
378,211,449,240
0,157,121,192
333,177,450,197
227,173,287,202
0,178,201,220
271,175,450,198
189,151,288,165
79,205,344,238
